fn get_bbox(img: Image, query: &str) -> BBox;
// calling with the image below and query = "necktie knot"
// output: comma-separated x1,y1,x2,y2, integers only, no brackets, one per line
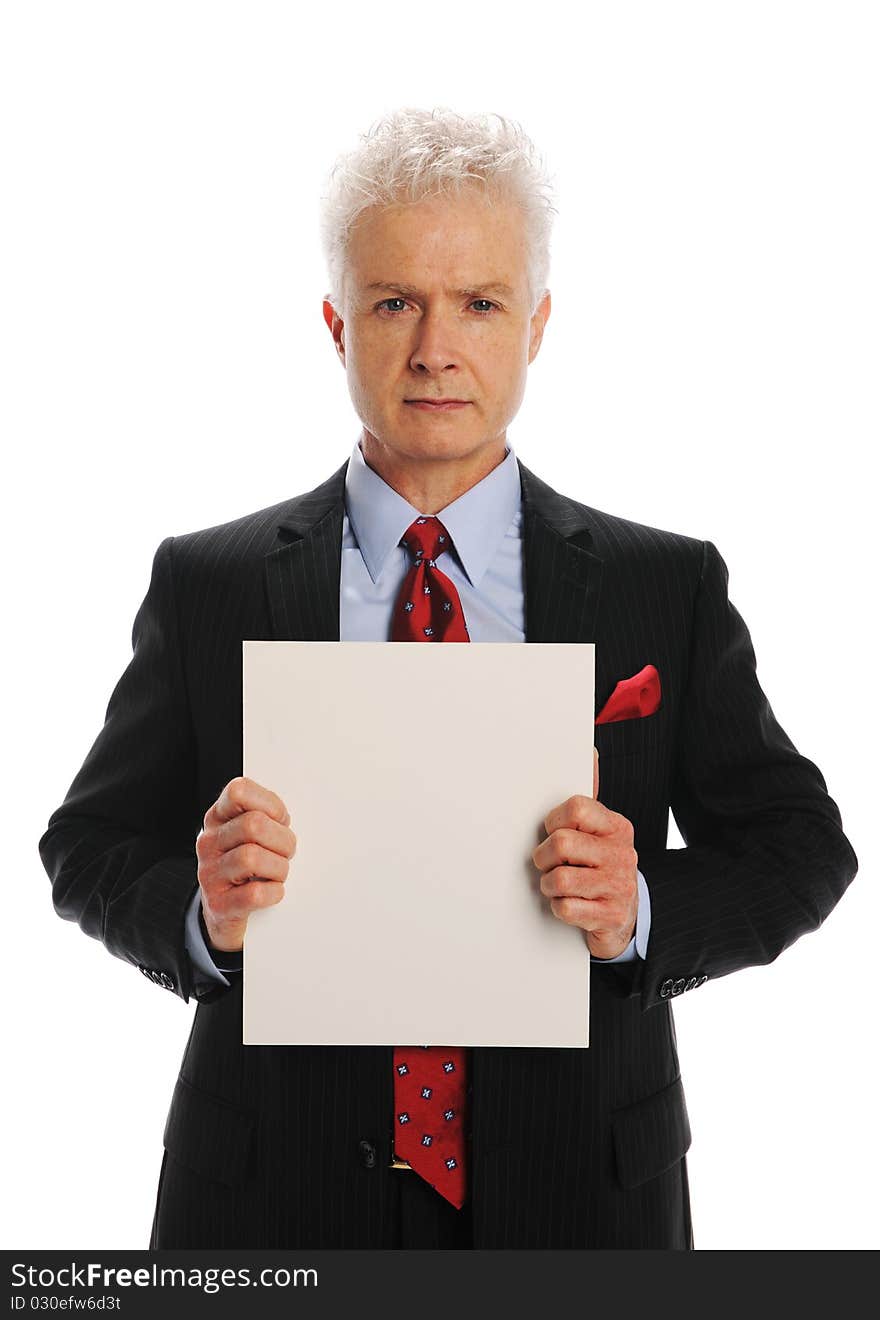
400,516,452,567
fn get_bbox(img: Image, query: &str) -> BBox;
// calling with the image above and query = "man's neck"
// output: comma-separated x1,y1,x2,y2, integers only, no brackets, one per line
358,431,508,514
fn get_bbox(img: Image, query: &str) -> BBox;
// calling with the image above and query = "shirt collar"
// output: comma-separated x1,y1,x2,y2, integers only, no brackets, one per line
345,436,522,588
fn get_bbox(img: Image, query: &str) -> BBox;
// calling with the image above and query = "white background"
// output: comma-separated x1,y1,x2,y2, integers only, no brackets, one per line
3,0,876,1250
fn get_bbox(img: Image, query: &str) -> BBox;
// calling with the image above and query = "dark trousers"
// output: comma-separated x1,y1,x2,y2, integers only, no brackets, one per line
391,1170,473,1249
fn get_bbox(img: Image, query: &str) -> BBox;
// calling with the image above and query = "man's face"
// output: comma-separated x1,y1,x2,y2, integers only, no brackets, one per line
323,188,551,470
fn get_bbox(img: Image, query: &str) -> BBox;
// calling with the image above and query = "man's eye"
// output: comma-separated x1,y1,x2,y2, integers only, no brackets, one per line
376,298,497,314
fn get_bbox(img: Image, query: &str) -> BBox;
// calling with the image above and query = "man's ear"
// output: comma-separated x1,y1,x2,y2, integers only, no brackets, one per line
527,290,551,363
322,299,345,359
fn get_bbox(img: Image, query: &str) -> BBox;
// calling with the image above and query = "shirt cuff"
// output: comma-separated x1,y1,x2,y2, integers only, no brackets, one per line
590,868,651,964
184,887,236,987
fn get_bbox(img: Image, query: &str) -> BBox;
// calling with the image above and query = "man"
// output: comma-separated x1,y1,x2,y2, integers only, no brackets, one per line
38,107,857,1250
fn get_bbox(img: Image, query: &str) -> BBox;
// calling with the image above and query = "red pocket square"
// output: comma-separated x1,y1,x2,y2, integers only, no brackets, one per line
596,664,661,724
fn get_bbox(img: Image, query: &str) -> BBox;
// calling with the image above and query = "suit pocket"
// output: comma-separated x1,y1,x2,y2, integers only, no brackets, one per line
162,1073,255,1188
594,703,669,757
611,1075,692,1189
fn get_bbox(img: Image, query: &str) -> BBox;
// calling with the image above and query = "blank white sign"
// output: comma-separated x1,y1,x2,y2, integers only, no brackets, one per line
242,641,594,1047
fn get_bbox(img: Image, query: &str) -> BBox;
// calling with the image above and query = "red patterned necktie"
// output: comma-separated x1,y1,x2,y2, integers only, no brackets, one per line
391,515,469,1209
391,515,470,644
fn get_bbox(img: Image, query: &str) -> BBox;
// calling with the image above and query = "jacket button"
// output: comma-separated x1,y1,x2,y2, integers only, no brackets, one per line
358,1140,377,1170
672,978,686,996
696,973,708,987
685,977,698,991
659,979,674,999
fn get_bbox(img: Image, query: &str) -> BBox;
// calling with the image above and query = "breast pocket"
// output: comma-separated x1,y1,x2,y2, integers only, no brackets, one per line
593,704,673,839
594,703,671,758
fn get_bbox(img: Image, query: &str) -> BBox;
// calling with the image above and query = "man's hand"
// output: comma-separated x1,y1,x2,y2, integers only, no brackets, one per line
531,748,639,960
195,776,297,953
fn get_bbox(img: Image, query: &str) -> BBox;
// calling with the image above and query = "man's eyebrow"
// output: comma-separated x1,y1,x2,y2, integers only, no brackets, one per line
363,281,515,298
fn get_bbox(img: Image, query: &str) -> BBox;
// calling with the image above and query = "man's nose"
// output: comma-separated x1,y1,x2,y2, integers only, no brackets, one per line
409,311,461,372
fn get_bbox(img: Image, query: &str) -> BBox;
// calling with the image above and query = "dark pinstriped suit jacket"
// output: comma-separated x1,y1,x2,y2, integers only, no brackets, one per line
38,457,857,1249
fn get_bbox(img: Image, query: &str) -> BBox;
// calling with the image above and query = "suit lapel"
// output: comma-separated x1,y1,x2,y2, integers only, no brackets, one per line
518,460,604,645
263,455,605,652
263,461,348,642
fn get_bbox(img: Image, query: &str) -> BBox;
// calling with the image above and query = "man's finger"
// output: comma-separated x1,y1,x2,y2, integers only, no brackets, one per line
543,794,615,838
211,879,287,922
221,842,291,888
533,828,603,873
548,895,609,928
539,865,606,901
217,810,297,861
206,776,290,829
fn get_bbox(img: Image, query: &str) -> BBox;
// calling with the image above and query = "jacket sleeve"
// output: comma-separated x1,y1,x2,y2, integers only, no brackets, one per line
607,538,858,1011
37,535,233,1006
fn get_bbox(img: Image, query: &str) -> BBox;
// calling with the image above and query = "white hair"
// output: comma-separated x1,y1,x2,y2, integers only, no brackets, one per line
319,106,558,316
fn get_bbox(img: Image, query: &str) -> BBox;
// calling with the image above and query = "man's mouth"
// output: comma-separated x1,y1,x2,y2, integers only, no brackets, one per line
404,399,470,410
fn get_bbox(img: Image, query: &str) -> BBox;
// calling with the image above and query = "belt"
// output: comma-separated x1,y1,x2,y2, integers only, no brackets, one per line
390,1132,412,1170
390,1123,412,1169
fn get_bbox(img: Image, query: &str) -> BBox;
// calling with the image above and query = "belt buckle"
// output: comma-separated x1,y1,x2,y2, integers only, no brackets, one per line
390,1130,412,1170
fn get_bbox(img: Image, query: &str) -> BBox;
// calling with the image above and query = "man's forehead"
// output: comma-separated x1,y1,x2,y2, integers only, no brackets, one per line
361,279,517,298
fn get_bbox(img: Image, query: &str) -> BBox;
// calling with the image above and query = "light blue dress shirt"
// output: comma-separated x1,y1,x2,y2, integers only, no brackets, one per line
186,438,651,989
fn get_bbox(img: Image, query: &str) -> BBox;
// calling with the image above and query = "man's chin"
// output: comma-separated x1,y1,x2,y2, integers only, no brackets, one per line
367,424,501,466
